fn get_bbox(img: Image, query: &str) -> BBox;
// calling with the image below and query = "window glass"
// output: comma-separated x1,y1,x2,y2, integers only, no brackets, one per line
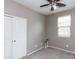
58,15,71,37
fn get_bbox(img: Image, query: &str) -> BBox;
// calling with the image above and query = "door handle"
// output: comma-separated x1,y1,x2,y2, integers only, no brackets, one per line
12,40,16,42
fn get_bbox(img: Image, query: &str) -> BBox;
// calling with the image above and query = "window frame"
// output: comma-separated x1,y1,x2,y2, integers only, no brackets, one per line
57,15,71,38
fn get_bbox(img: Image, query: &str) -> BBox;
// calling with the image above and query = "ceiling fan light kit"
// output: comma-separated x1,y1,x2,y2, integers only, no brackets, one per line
40,0,66,11
53,5,57,9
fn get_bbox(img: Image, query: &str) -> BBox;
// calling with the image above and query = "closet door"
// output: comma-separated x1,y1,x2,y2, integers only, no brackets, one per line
4,16,13,59
4,15,27,59
12,16,27,59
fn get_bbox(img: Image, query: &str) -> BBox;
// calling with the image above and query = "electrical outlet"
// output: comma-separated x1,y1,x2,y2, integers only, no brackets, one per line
34,45,38,48
66,45,69,48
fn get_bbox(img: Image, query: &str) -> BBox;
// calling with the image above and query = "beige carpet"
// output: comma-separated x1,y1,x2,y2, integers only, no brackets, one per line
21,48,75,59
29,48,75,59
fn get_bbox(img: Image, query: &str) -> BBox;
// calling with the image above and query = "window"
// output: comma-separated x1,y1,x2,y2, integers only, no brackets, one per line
58,15,71,37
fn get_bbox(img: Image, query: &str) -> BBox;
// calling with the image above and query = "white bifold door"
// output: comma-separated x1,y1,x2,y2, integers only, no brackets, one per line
4,15,27,59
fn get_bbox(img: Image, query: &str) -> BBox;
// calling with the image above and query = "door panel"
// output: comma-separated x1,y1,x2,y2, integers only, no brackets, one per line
4,16,13,59
12,17,27,59
4,15,27,59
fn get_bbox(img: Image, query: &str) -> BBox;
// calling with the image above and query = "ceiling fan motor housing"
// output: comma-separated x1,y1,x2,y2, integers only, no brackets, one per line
40,0,66,11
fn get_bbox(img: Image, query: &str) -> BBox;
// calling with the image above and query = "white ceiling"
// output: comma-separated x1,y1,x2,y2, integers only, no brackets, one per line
13,0,75,15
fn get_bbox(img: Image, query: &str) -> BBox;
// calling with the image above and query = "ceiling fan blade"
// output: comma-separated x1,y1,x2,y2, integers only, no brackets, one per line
56,3,66,7
40,4,50,7
51,7,54,11
47,0,52,2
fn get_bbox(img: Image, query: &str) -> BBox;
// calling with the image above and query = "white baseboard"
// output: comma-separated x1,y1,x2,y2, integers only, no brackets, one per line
48,46,75,54
27,46,44,56
27,45,75,56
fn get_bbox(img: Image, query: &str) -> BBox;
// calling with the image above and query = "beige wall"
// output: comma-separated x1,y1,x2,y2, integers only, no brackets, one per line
4,0,46,54
4,0,75,55
46,9,75,52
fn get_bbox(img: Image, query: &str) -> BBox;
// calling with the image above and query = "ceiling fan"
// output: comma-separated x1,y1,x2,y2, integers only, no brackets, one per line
40,0,66,11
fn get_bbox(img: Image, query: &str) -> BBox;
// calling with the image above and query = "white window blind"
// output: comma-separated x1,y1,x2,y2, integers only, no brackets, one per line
58,15,71,37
